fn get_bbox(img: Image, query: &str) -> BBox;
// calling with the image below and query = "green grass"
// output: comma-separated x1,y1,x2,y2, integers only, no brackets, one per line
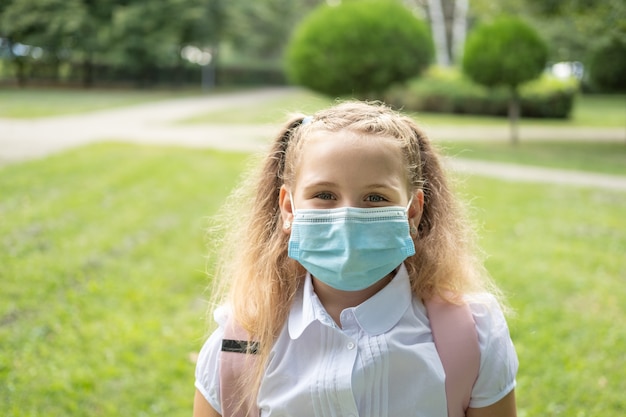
0,143,249,416
463,177,626,416
181,88,335,124
1,142,625,416
0,88,205,118
571,94,626,127
440,141,626,176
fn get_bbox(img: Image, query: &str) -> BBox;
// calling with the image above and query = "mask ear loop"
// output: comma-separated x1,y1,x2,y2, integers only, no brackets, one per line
405,196,414,213
289,192,297,212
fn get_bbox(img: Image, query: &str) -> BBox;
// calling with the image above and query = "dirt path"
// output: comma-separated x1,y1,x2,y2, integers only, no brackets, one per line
1,87,625,191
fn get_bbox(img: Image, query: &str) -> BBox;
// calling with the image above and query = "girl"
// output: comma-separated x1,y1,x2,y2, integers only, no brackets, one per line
193,101,518,417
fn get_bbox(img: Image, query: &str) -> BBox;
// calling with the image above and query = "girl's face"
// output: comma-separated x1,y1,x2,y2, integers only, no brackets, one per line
280,130,423,223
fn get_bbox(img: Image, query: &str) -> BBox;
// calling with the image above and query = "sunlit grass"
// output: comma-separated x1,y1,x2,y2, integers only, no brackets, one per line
571,94,626,127
439,141,626,176
181,88,335,124
462,176,626,416
0,88,205,118
1,142,625,416
0,143,248,416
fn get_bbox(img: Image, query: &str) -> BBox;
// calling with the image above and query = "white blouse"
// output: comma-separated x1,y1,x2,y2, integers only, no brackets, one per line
195,265,518,417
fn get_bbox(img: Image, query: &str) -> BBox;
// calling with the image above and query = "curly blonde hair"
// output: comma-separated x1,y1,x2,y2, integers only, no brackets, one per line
207,101,497,412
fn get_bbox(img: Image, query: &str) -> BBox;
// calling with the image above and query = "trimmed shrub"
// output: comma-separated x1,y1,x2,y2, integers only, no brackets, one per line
462,17,548,89
285,0,433,97
385,67,579,119
519,74,578,118
589,35,626,92
462,16,548,142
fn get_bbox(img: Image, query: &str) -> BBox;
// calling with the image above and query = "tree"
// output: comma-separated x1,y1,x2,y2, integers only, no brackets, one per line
470,0,625,86
285,0,433,97
225,0,321,63
426,0,450,66
0,0,86,85
0,0,228,87
405,0,470,66
462,16,547,144
588,35,626,92
451,0,469,63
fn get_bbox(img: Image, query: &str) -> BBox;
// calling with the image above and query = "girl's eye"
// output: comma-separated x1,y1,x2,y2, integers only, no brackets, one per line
315,192,335,200
366,195,387,202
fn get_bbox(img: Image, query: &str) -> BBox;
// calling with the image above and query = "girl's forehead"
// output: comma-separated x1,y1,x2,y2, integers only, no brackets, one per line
294,130,407,180
302,128,402,150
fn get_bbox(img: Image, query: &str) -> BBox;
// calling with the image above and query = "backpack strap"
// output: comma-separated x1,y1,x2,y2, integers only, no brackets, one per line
219,320,260,417
425,296,481,417
219,300,480,417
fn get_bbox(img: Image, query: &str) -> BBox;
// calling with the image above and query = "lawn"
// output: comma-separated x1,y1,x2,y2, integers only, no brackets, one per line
439,140,626,176
0,87,206,118
1,142,625,416
0,143,249,416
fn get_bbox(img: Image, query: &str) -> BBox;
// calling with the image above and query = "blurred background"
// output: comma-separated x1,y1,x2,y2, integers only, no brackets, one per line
0,0,624,93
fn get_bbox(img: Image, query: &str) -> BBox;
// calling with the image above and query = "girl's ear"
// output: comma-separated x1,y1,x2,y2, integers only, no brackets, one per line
408,189,424,222
279,185,294,235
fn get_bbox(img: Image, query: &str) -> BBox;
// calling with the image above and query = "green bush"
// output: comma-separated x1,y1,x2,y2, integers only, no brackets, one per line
589,35,626,92
462,16,548,89
385,67,579,119
285,0,433,97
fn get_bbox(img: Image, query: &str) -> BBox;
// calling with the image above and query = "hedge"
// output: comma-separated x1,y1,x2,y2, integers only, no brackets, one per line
384,67,579,119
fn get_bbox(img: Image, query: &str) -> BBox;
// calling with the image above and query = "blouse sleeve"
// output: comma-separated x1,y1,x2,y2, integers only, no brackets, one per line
194,306,229,415
468,294,519,408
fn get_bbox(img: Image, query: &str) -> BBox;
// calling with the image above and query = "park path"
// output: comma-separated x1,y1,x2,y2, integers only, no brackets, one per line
1,86,625,191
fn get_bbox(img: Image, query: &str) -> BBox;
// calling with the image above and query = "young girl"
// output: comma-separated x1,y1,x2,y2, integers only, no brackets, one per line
193,101,518,417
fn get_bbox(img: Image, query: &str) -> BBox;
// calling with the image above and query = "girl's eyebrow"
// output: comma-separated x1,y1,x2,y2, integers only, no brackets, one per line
365,183,398,190
299,181,338,190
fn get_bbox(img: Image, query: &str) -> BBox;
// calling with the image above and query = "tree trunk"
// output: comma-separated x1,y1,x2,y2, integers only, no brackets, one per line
427,0,450,66
82,52,94,88
451,0,469,64
508,86,520,145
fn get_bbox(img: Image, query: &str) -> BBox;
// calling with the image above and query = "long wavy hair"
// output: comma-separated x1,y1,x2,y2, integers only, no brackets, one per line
207,101,497,411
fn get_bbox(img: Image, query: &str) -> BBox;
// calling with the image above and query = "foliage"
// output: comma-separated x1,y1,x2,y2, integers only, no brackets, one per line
385,67,578,119
469,0,625,70
462,16,548,143
462,16,548,89
0,0,228,86
224,0,321,62
1,142,625,415
1,0,622,88
588,35,626,92
285,0,433,96
0,0,86,84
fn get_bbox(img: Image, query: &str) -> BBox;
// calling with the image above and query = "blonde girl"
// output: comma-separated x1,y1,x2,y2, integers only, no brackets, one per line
193,101,518,417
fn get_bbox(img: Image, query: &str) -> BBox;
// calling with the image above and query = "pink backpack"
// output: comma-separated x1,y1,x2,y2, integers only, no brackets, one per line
219,298,480,417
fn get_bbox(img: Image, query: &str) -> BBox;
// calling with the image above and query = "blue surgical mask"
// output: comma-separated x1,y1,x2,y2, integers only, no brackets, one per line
287,203,415,291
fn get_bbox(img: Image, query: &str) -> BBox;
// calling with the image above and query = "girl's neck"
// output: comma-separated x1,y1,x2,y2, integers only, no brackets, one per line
311,272,394,327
